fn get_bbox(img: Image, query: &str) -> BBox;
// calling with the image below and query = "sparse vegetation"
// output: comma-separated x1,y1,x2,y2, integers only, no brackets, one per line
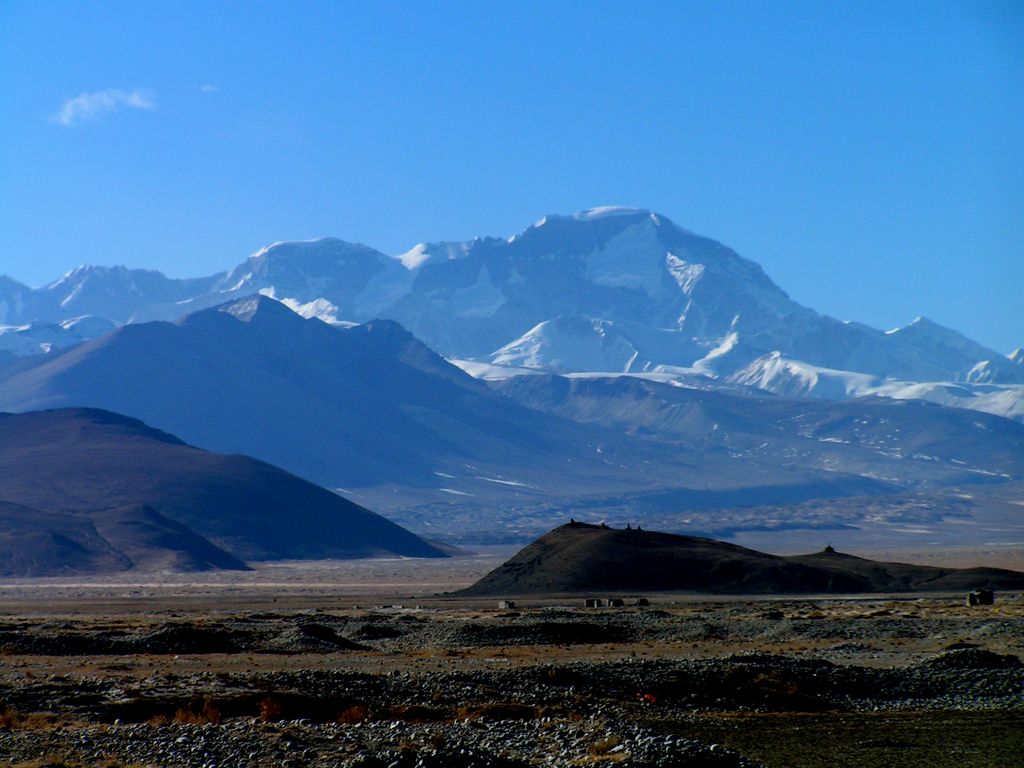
588,734,624,755
258,696,282,722
0,591,1021,766
337,704,370,724
172,696,221,725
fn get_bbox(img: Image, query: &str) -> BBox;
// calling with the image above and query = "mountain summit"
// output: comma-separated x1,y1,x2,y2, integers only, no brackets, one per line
2,209,1021,419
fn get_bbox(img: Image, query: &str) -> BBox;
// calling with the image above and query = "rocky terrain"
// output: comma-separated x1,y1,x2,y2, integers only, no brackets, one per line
0,585,1021,767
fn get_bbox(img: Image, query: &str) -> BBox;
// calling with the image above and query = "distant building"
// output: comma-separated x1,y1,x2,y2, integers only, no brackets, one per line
967,589,994,606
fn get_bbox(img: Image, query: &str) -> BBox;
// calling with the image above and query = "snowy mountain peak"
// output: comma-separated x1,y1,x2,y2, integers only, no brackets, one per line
902,315,940,331
532,206,653,229
490,316,646,374
241,237,391,276
249,236,368,260
1010,348,1024,365
577,205,648,220
3,208,1020,422
396,241,474,270
218,237,409,320
46,263,166,290
210,294,298,324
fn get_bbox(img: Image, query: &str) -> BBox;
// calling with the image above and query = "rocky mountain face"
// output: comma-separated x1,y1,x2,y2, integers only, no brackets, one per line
3,208,1020,421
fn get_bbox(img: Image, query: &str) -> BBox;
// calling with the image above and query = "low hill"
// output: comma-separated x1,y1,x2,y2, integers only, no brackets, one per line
0,408,447,576
460,522,1024,595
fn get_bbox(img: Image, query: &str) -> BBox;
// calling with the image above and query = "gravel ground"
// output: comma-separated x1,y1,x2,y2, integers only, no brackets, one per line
0,596,1021,766
0,718,759,767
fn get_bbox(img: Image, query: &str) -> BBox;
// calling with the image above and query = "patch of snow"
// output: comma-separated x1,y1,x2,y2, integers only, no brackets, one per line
395,241,472,270
574,206,645,221
729,353,878,399
584,220,668,297
475,476,531,488
447,359,546,380
665,253,704,294
277,295,355,326
397,243,432,270
692,332,739,376
438,487,473,496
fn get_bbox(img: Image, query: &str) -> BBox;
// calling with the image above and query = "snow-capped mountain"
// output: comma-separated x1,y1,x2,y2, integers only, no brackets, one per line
0,316,117,358
729,352,1024,422
217,237,412,319
491,316,650,374
3,207,1020,420
0,266,222,326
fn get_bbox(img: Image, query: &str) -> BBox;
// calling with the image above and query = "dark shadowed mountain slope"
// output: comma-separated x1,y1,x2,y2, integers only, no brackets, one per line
1,298,1023,546
461,522,1024,595
0,500,248,577
0,408,446,574
0,295,881,531
0,295,608,492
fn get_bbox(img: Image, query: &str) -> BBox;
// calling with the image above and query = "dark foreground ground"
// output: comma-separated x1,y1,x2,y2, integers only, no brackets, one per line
0,564,1021,767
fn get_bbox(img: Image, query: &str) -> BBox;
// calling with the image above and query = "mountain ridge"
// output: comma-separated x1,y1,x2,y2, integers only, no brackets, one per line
2,296,1023,547
1,209,1020,420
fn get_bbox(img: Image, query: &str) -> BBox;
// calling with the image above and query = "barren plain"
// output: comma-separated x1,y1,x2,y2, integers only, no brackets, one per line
0,553,1022,768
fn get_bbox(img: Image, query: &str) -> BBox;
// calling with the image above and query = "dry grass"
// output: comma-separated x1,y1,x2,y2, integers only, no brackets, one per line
0,706,66,731
9,758,136,768
337,704,370,724
258,696,283,722
588,735,623,755
573,734,629,763
172,695,221,725
457,702,542,721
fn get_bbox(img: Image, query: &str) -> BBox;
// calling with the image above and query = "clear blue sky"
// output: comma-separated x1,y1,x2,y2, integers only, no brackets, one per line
1,1,1021,351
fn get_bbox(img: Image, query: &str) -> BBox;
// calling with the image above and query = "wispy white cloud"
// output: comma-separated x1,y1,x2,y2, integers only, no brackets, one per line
54,89,156,126
199,84,219,93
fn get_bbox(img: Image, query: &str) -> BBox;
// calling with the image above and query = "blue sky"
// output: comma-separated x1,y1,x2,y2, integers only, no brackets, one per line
1,1,1021,351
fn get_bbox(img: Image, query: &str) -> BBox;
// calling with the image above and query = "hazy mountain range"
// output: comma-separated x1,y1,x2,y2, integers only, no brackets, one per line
2,208,1021,423
1,294,1022,548
1,208,1021,554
